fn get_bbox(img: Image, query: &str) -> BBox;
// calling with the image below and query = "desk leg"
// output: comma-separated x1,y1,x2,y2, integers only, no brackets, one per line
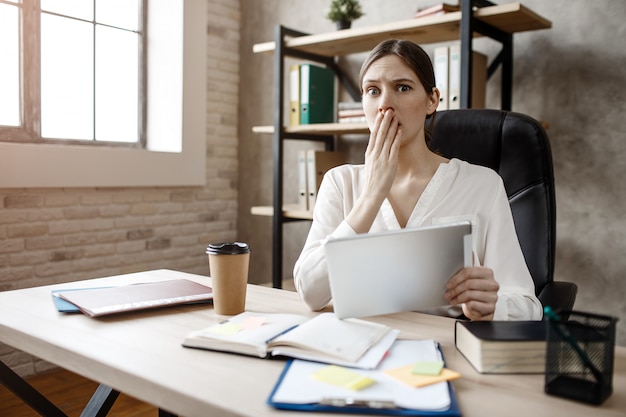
0,360,68,417
79,384,120,417
1,360,168,417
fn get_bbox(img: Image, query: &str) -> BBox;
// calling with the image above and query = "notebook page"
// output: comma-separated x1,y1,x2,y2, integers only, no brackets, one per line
269,313,390,362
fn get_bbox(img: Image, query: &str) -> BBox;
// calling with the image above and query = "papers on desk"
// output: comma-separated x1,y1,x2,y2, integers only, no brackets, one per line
183,312,398,369
268,340,461,416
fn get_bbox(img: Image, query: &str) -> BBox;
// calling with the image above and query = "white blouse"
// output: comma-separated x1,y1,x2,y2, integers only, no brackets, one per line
293,158,543,321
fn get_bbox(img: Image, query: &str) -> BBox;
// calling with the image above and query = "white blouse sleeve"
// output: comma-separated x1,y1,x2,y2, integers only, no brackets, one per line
482,181,543,320
293,168,357,311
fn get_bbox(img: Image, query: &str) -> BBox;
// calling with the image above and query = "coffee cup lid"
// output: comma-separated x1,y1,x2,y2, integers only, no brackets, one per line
206,242,251,255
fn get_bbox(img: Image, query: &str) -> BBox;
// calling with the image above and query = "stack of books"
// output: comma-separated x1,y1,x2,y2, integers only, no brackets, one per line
337,101,365,123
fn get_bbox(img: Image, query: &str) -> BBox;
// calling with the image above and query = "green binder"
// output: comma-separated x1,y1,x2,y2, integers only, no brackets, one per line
300,64,335,124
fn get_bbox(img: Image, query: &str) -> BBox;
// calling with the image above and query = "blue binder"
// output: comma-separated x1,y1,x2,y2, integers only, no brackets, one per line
267,341,461,416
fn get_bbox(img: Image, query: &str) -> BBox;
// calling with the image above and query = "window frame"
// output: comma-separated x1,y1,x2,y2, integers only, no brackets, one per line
0,0,145,146
0,0,207,188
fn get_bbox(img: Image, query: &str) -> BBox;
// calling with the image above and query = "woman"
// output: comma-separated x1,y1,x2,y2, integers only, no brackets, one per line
293,39,542,321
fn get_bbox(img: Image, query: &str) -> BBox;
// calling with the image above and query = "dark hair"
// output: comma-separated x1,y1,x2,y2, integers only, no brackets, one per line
359,39,438,143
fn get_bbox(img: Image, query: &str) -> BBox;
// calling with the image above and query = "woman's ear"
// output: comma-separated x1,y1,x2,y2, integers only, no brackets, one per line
427,87,440,115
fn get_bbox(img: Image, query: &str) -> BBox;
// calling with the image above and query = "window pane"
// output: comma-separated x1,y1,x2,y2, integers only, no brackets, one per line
0,3,20,126
41,14,94,140
95,25,139,143
40,0,93,20
96,0,140,31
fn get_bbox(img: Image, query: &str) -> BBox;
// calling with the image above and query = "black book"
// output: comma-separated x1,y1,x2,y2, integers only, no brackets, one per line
454,320,546,374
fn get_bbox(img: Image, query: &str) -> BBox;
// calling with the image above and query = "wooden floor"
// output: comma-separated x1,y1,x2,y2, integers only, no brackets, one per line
0,368,158,417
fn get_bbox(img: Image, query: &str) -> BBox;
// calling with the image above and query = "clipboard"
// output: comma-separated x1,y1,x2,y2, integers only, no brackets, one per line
267,340,461,416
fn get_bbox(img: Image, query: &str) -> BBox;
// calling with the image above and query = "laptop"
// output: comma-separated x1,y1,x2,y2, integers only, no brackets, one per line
324,221,472,319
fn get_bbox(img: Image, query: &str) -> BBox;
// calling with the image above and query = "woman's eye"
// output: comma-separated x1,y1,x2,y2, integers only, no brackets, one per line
366,87,380,96
398,84,411,92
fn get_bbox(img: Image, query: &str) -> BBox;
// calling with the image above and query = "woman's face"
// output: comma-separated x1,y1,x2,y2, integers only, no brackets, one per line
361,54,438,146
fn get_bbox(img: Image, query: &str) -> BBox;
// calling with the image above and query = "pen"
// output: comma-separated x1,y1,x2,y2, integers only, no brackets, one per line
265,325,299,344
544,306,603,384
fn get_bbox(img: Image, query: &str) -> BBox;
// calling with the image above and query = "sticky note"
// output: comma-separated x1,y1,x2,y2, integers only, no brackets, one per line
385,365,460,388
240,316,266,330
207,321,243,335
412,361,444,376
312,365,376,391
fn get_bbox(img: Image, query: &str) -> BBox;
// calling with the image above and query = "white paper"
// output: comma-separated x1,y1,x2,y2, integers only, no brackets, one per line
270,340,451,411
271,329,399,370
269,313,391,362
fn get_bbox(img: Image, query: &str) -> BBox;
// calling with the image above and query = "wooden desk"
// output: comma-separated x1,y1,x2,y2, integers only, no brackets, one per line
0,269,624,417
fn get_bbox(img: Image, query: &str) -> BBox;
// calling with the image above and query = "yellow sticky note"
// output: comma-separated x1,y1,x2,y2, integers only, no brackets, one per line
385,365,460,388
312,365,376,391
207,321,243,335
412,361,444,376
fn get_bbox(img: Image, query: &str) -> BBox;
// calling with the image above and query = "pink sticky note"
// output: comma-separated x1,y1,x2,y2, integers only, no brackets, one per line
240,316,266,330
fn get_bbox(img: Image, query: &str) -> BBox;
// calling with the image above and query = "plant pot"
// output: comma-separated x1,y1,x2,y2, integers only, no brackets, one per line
336,20,351,30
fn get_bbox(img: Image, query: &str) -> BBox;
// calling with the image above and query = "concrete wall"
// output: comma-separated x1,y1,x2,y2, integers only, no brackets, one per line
238,0,626,345
0,0,241,377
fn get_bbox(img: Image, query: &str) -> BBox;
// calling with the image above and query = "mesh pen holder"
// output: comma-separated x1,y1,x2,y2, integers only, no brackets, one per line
544,310,618,405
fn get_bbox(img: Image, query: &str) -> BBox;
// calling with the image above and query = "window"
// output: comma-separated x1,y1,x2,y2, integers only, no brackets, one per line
0,0,207,188
0,0,143,144
0,1,20,127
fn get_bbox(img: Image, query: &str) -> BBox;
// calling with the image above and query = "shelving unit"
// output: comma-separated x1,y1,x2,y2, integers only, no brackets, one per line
251,0,551,288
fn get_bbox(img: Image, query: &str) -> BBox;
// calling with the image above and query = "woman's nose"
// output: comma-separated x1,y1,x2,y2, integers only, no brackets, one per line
378,91,394,113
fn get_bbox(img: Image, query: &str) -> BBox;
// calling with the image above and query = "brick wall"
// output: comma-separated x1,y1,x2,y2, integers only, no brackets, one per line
0,0,241,377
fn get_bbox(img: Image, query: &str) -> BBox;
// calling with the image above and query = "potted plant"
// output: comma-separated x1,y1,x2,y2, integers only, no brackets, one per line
325,0,364,30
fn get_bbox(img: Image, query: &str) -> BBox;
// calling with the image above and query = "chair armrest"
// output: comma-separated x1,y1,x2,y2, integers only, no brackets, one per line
538,281,578,312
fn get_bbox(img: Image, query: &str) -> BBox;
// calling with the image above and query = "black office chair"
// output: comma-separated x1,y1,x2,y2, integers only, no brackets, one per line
428,109,577,312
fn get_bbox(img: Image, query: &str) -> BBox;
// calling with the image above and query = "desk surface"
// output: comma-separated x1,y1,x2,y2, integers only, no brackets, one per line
0,269,624,417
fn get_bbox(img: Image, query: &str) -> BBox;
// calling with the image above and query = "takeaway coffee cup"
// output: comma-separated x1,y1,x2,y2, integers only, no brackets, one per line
206,242,251,315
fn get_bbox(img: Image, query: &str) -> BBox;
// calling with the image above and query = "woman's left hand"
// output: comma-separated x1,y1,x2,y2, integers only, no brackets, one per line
445,267,499,321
